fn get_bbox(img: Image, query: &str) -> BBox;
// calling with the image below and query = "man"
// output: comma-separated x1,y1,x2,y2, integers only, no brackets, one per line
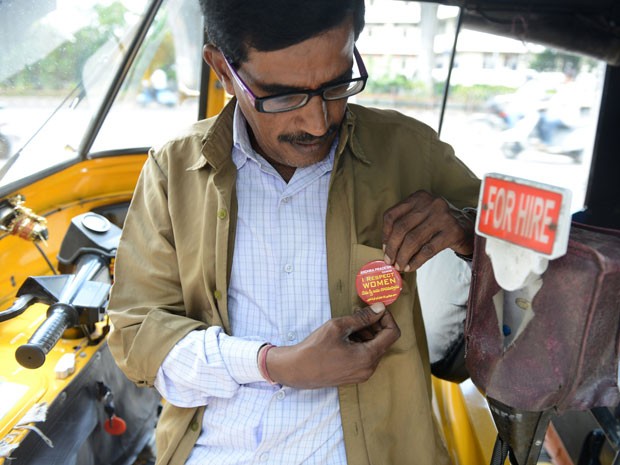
107,1,480,464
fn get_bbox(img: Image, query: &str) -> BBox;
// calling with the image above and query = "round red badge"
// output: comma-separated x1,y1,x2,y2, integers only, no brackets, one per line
355,260,402,306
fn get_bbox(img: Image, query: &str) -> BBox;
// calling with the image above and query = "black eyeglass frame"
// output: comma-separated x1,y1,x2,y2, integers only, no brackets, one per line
223,47,368,113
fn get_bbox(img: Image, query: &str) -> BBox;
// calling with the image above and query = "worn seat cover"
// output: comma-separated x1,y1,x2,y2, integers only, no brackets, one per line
465,223,620,412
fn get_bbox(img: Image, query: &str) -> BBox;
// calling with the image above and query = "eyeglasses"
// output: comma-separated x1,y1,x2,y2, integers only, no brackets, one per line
223,47,368,113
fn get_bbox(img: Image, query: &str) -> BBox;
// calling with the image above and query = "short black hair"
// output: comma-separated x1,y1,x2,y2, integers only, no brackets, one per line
199,0,365,66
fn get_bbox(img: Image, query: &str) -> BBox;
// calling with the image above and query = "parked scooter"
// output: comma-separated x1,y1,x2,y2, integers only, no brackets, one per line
137,69,177,108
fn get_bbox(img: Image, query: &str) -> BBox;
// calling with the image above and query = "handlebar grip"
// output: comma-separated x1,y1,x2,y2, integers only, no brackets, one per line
15,303,79,369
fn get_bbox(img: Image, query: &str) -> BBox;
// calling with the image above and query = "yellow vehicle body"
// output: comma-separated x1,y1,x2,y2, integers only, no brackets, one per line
0,308,107,452
0,155,147,464
0,155,146,307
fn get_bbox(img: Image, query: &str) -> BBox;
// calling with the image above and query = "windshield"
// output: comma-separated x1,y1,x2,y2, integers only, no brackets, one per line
357,2,606,214
0,0,150,188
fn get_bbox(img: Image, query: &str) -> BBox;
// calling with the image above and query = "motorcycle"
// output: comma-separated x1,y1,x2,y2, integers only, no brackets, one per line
500,108,590,164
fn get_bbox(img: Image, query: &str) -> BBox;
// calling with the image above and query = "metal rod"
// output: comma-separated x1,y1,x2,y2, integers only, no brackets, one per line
438,8,463,137
79,0,165,157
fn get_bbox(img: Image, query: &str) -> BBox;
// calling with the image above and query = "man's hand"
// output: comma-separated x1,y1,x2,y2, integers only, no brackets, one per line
382,190,475,272
266,303,400,388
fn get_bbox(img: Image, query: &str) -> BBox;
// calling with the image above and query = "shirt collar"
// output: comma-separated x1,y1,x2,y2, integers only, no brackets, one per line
231,105,259,170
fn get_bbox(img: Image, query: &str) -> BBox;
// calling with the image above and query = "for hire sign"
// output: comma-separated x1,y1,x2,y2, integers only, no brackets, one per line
476,173,572,259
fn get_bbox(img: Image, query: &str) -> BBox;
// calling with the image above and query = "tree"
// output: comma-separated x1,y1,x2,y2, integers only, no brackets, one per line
1,2,128,93
529,49,581,74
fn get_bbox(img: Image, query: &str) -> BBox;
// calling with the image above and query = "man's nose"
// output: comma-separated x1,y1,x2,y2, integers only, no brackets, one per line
298,95,329,136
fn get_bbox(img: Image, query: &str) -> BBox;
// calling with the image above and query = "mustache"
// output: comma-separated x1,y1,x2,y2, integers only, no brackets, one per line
278,124,338,144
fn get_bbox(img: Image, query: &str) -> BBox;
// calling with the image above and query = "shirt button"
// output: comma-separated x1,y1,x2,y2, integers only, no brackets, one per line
286,331,297,342
284,264,293,273
281,197,291,204
276,390,286,400
259,453,269,462
217,208,227,219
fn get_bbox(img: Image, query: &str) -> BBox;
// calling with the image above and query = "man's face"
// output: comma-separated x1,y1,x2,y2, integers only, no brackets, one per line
217,21,356,174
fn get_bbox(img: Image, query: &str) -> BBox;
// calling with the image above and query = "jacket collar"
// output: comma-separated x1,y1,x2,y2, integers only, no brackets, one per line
337,107,370,165
189,98,370,171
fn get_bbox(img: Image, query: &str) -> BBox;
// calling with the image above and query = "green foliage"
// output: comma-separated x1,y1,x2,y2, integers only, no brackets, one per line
448,84,517,103
1,2,128,94
364,75,517,110
366,75,428,95
529,49,580,73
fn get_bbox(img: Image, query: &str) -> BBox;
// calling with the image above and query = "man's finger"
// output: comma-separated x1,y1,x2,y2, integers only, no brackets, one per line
402,233,449,272
391,220,438,270
382,201,415,249
382,191,434,264
363,310,401,351
351,306,383,341
342,303,386,335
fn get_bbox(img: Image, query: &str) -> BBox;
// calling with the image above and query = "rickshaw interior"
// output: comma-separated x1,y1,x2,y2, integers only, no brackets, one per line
0,0,619,464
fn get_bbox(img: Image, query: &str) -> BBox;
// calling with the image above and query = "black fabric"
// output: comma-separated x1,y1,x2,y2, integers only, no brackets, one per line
487,397,553,465
430,332,469,383
10,343,160,465
490,436,510,465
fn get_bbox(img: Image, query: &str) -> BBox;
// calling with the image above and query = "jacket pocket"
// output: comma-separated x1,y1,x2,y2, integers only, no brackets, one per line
350,243,416,352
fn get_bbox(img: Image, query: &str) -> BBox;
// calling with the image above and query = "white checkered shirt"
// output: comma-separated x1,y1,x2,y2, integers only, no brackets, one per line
154,106,347,464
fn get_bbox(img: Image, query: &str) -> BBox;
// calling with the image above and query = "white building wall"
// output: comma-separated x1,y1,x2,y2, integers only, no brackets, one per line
359,0,533,86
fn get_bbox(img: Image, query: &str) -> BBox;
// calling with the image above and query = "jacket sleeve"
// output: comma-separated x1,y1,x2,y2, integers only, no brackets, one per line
107,149,206,387
429,132,481,209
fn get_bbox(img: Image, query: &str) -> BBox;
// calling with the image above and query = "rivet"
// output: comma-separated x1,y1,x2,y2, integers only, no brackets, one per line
515,297,530,310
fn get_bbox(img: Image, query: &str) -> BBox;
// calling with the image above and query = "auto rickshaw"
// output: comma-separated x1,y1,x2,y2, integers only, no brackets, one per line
0,0,618,464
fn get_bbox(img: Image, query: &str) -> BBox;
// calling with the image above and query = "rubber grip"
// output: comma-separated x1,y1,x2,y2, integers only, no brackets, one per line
15,304,79,369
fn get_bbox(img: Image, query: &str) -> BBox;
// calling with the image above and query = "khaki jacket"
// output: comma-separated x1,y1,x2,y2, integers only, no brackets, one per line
108,100,480,465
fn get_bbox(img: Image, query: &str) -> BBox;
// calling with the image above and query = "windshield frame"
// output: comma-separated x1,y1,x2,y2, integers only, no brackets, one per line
0,0,163,198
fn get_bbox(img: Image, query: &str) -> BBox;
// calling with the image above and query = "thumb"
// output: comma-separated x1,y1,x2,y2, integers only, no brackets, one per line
345,303,386,333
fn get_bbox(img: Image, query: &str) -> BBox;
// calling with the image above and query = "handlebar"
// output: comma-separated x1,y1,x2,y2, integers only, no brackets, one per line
14,253,108,369
15,303,79,369
9,212,120,369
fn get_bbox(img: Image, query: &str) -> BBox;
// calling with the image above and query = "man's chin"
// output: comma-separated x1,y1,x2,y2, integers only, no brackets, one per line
288,137,334,164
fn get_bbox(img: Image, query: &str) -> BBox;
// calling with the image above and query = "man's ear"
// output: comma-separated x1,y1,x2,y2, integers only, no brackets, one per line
203,44,235,95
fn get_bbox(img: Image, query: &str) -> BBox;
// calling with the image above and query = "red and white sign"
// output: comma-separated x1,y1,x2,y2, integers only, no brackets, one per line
476,173,572,258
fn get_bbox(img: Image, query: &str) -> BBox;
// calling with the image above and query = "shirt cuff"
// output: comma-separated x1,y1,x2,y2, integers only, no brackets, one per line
218,334,266,385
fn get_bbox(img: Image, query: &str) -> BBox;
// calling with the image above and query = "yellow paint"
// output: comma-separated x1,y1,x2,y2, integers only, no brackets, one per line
0,304,109,460
206,68,227,118
433,377,505,465
0,154,147,459
0,155,146,307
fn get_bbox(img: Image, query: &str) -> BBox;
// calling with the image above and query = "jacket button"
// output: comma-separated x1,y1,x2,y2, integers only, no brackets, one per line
190,421,199,432
213,290,222,300
217,208,227,219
